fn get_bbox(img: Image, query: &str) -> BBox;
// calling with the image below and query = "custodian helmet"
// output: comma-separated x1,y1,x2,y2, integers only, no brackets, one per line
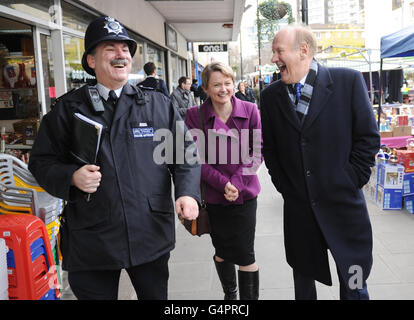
81,16,137,76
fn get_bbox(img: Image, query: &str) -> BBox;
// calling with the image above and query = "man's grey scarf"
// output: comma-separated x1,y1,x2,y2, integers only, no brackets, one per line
287,59,318,122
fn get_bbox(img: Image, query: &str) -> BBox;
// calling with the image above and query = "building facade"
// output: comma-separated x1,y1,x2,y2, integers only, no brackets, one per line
0,0,191,126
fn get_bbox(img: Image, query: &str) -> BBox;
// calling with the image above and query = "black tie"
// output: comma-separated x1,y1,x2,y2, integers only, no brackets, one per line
102,90,118,126
108,90,118,106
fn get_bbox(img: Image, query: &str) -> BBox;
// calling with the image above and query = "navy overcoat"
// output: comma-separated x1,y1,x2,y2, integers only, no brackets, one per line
261,64,380,285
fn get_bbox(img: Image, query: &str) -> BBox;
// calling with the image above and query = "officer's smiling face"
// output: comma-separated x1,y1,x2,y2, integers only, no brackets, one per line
87,40,132,89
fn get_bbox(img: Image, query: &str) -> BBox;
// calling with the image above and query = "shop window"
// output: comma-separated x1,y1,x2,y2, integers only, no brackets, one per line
40,34,54,113
128,36,144,85
170,54,178,89
0,17,39,120
179,58,187,77
1,0,54,22
146,45,166,81
61,1,97,33
63,34,94,90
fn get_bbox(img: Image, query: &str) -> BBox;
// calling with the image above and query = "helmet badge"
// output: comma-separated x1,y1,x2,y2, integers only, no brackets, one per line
104,17,123,35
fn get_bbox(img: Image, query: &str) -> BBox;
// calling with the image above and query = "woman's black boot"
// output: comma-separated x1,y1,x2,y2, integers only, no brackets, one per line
238,269,259,300
213,257,238,300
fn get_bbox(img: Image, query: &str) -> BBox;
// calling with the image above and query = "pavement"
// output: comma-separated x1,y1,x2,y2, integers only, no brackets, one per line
61,166,414,300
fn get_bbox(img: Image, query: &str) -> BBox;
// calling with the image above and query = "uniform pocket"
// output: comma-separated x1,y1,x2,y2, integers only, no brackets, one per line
147,194,174,215
67,188,110,230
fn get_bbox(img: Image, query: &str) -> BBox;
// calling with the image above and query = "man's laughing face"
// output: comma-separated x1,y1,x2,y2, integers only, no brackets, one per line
271,29,305,85
87,41,132,89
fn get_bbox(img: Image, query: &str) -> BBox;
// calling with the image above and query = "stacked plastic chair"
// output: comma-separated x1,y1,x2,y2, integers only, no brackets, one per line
0,238,8,300
0,154,62,299
0,154,63,246
0,215,60,299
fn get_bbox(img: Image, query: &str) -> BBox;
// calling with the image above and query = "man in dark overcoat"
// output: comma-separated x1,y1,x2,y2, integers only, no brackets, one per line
261,25,380,300
137,61,170,98
28,16,200,300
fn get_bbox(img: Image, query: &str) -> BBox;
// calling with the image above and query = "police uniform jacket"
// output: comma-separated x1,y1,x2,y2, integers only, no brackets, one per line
261,65,380,286
29,83,201,272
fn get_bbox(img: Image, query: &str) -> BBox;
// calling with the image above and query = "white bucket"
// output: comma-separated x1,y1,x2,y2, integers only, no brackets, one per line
0,238,8,299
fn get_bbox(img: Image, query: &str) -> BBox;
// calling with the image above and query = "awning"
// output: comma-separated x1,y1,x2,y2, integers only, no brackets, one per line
381,24,414,59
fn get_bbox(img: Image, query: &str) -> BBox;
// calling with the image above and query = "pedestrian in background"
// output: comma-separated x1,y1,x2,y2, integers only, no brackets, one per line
191,78,200,105
261,25,380,300
171,76,196,119
235,81,249,102
28,16,200,300
137,61,170,98
185,62,262,300
243,80,256,103
197,83,208,104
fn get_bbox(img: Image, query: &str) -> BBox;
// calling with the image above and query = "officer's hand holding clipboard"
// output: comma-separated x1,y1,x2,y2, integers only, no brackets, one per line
70,113,103,201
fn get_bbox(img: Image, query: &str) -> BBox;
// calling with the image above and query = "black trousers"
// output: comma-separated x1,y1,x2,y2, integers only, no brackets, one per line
68,253,170,300
293,268,369,300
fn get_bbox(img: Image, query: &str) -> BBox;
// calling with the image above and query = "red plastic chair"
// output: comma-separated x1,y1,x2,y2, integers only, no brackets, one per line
0,214,60,300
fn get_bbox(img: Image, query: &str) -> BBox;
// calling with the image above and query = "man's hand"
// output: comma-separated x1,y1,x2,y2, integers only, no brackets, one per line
175,196,199,220
71,165,101,193
224,181,239,202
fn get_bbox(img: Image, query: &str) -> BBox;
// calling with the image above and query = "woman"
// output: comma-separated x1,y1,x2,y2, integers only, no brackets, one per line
185,62,262,300
171,76,196,119
235,81,249,101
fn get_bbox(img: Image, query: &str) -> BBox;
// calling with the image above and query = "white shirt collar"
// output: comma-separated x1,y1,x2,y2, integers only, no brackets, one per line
96,83,123,101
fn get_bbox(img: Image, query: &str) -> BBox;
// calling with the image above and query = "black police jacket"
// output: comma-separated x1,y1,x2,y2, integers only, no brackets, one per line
29,83,201,271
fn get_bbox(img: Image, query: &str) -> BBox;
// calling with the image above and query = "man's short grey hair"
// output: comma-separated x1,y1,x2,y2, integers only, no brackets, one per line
284,24,317,56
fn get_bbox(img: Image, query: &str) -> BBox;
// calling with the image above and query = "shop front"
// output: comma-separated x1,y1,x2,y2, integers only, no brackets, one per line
0,0,177,160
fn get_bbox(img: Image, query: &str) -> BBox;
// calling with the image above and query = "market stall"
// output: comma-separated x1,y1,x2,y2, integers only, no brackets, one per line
379,24,414,129
364,25,414,213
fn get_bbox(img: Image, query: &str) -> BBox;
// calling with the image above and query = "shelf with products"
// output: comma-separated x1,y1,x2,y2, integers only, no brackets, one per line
2,55,36,90
373,104,414,138
0,56,39,120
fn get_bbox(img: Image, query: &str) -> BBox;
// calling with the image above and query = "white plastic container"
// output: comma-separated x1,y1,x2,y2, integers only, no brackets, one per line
0,238,8,300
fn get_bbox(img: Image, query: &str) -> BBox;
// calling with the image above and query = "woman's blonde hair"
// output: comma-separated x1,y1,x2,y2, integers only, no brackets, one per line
201,62,235,90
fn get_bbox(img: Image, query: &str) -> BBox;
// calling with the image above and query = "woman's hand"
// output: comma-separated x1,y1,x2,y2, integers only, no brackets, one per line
224,181,239,202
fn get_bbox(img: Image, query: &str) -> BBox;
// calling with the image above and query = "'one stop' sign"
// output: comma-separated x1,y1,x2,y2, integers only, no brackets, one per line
198,44,228,52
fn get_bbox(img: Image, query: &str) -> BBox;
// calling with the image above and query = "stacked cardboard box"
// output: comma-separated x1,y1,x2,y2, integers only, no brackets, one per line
376,163,405,210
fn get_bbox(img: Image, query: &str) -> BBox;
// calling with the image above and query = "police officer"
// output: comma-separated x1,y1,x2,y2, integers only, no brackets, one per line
28,16,201,300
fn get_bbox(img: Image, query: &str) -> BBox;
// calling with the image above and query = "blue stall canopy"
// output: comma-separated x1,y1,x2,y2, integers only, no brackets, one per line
381,24,414,59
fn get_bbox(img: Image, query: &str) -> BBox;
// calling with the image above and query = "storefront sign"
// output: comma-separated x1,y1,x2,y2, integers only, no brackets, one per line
198,44,228,53
165,23,178,51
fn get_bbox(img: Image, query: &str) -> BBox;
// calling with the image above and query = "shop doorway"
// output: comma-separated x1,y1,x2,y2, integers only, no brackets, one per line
36,28,55,115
